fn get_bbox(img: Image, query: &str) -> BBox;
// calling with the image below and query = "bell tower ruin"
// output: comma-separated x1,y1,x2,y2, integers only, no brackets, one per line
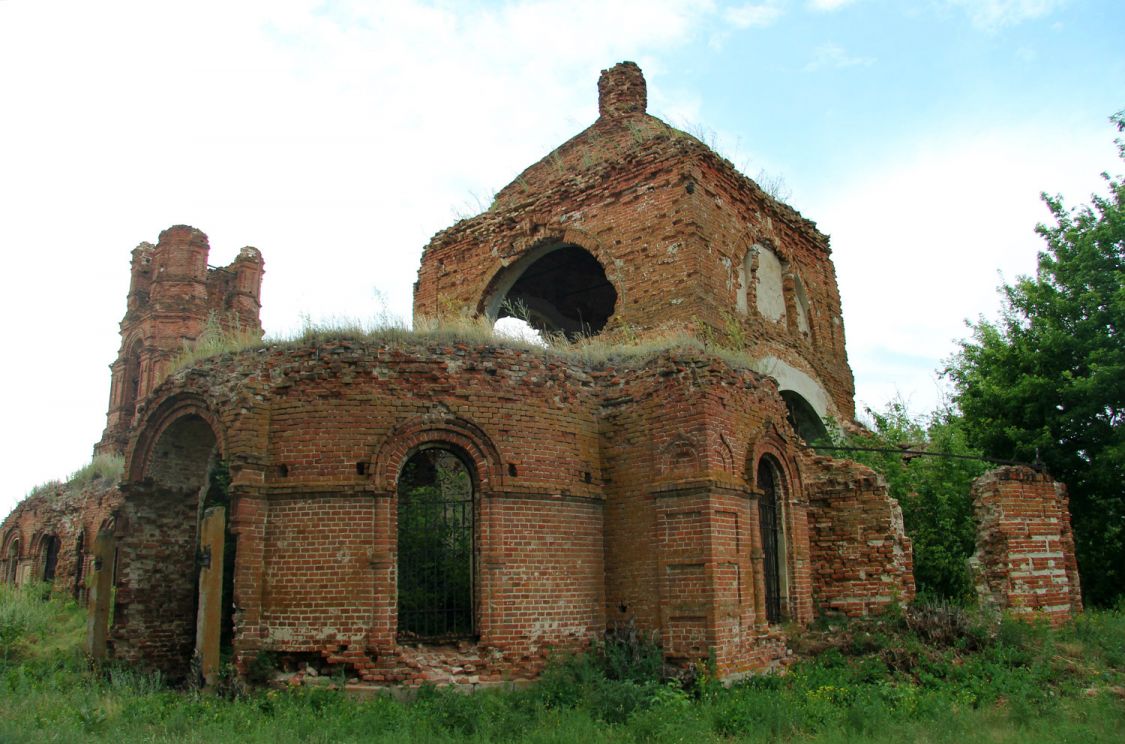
95,225,264,456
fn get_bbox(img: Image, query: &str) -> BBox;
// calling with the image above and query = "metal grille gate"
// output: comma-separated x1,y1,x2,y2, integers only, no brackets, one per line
397,449,475,642
757,461,783,624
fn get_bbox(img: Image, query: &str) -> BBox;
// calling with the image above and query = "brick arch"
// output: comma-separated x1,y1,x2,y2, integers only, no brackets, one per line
372,414,502,494
28,529,55,556
476,227,619,331
2,527,22,556
126,393,226,484
2,529,20,584
659,434,701,476
745,426,802,498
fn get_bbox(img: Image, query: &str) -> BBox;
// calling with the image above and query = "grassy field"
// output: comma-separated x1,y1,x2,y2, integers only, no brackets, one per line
1,583,1122,743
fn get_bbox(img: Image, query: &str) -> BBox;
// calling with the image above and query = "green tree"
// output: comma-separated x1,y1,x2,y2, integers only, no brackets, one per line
945,113,1125,606
824,401,987,602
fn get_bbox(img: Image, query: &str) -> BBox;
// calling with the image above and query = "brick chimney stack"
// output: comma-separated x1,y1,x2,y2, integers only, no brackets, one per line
598,61,647,119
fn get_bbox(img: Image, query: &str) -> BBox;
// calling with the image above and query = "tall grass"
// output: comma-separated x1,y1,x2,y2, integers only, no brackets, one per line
0,581,83,662
1,588,1123,743
68,453,124,489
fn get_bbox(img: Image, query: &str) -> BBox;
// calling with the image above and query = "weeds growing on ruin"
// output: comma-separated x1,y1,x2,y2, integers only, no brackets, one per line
161,302,777,385
67,453,124,489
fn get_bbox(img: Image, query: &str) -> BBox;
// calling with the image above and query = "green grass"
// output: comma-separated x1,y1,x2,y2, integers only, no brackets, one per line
1,588,1123,742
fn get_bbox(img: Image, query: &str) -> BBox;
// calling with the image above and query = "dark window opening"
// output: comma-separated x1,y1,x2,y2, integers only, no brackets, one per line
397,448,475,643
41,535,60,582
781,390,827,443
122,340,143,425
757,458,784,624
496,244,617,339
73,532,86,600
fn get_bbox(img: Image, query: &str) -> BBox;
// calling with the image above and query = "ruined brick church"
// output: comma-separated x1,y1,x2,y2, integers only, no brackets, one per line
2,63,1082,687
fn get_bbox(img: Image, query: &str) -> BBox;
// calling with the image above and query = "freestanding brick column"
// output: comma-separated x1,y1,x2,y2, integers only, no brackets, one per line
970,466,1082,625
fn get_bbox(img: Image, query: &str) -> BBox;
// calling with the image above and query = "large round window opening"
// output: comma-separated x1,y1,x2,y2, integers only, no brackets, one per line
781,390,828,443
489,243,617,339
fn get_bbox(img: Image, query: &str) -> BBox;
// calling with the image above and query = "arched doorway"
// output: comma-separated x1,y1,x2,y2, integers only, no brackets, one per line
483,242,617,339
756,456,788,624
126,412,228,682
396,446,477,642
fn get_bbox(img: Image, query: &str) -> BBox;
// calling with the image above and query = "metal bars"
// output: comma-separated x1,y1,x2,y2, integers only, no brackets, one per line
757,460,783,625
397,449,475,643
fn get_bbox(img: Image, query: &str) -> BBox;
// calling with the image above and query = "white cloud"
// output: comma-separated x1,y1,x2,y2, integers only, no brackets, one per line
0,0,722,514
723,1,785,28
944,0,1069,31
804,119,1116,415
805,42,875,71
808,0,857,11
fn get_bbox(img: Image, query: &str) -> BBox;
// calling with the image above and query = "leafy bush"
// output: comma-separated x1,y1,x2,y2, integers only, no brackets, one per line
821,400,988,602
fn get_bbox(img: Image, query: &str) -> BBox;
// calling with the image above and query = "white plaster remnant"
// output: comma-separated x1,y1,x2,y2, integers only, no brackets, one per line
755,245,786,322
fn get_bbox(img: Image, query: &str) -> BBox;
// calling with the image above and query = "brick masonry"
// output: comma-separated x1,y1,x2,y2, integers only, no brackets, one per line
0,479,120,600
95,225,264,457
970,466,1082,625
1,61,1083,685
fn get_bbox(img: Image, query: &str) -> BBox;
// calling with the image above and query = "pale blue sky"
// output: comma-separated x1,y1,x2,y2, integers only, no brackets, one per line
1,0,1122,513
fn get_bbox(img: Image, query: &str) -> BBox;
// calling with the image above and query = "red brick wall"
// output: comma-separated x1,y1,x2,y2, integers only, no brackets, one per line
106,339,858,682
803,455,916,616
110,484,200,679
413,64,854,421
970,466,1082,625
0,481,120,600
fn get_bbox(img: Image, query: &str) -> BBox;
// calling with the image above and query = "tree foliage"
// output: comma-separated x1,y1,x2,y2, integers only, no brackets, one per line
945,112,1125,606
825,402,988,603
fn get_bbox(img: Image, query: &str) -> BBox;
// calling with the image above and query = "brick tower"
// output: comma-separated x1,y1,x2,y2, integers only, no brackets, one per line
95,225,264,456
415,61,854,435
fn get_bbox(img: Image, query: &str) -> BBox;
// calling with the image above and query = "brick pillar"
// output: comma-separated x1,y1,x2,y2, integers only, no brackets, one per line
970,466,1082,625
229,489,267,671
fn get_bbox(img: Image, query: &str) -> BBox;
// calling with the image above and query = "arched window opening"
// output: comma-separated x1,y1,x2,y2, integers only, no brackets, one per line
490,243,617,339
40,535,60,582
3,536,20,585
781,390,828,443
793,275,812,337
397,447,476,642
756,457,787,624
754,245,787,324
121,339,143,425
